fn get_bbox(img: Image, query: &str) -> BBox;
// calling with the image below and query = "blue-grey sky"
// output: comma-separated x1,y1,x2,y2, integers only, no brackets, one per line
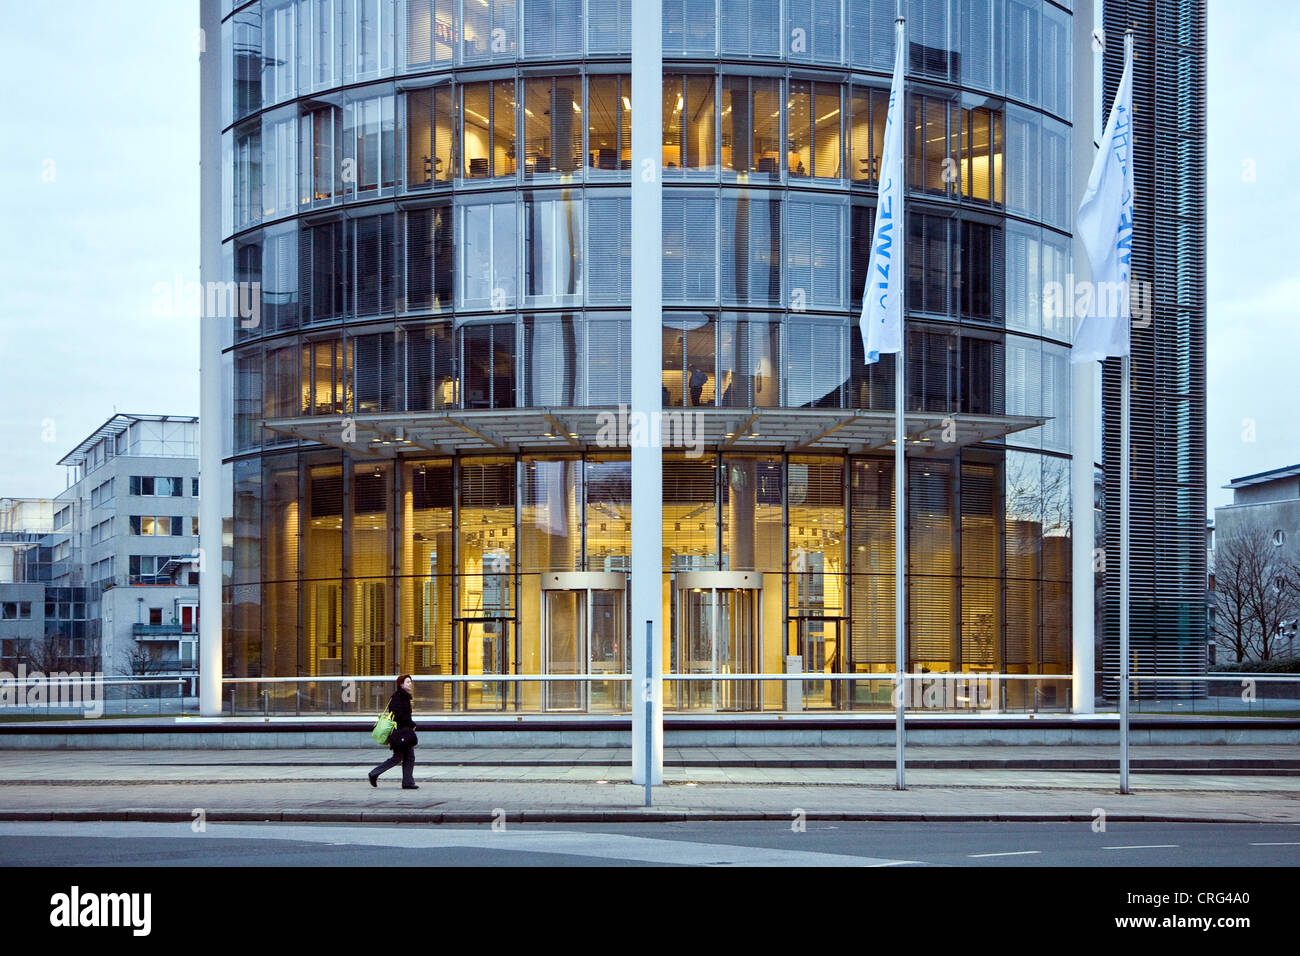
0,1,1294,514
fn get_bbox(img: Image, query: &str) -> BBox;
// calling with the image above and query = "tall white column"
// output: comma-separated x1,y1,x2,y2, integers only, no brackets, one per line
198,0,224,717
1070,0,1101,714
630,0,664,784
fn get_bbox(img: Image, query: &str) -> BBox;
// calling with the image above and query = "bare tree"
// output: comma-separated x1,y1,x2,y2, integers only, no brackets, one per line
118,644,169,698
1211,523,1300,663
18,633,74,674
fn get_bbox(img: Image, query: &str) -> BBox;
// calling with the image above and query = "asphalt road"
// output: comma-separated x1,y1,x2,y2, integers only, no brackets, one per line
1,820,1297,867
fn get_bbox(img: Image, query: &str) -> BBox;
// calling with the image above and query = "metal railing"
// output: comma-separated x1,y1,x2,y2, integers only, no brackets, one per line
218,672,1076,716
0,676,198,719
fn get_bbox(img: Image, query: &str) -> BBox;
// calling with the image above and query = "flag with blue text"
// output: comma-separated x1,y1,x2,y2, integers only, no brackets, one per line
1072,41,1135,364
859,22,906,365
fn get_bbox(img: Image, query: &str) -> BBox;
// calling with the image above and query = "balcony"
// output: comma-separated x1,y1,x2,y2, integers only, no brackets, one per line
132,623,186,641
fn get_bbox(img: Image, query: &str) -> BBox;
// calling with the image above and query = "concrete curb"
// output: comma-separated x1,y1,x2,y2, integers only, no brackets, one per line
0,808,1275,825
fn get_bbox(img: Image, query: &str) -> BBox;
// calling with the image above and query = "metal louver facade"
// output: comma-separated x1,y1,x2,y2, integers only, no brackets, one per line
1098,0,1208,696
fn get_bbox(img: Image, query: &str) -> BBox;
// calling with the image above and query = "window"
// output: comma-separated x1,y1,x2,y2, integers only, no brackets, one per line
664,0,717,56
524,0,582,57
959,220,1003,322
907,0,955,79
1005,107,1040,219
231,7,262,121
663,192,717,303
233,121,262,231
458,198,518,310
663,314,717,407
461,80,517,179
192,478,200,497
849,86,888,185
1005,220,1040,334
718,314,780,407
1041,4,1071,119
302,0,337,90
462,0,517,62
350,332,401,413
586,75,631,176
129,516,182,536
404,322,457,409
524,76,583,179
586,313,631,405
721,0,779,57
788,0,842,64
404,86,454,188
302,338,349,415
787,81,842,179
263,224,299,332
350,213,398,316
263,0,298,106
299,220,345,323
345,92,396,195
587,0,631,54
1006,0,1040,105
906,214,956,317
908,95,958,198
299,103,342,206
722,76,782,181
585,193,631,304
662,74,716,176
523,192,583,306
265,345,301,424
403,203,455,313
404,0,456,69
785,318,848,408
721,191,781,306
460,323,516,409
786,196,846,310
960,106,1003,205
1041,118,1070,230
959,0,1000,92
149,608,164,626
523,314,583,406
342,0,395,81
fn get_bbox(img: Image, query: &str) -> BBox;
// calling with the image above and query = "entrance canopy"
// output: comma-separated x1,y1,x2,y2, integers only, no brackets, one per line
261,407,1047,458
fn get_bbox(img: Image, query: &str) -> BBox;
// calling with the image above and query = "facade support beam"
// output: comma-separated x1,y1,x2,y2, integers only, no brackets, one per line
631,0,663,786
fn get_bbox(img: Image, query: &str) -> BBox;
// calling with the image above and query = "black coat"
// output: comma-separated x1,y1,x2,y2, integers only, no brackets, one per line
387,688,417,751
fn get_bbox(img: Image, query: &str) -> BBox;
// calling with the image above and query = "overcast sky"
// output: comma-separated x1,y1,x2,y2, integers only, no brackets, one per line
0,0,1293,514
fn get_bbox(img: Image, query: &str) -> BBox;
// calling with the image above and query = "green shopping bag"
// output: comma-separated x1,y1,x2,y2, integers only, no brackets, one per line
371,709,396,745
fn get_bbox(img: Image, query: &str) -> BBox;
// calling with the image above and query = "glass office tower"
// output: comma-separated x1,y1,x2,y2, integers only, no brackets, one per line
213,0,1080,714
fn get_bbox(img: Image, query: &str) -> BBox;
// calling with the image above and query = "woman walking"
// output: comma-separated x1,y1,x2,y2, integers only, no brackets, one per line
369,675,419,789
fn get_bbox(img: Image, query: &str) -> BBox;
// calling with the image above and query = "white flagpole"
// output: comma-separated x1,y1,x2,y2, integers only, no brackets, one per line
1119,29,1134,795
892,12,907,793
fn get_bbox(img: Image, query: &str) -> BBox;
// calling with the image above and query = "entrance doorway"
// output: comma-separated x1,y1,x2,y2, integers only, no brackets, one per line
540,572,628,712
790,615,844,709
672,571,762,711
455,617,514,711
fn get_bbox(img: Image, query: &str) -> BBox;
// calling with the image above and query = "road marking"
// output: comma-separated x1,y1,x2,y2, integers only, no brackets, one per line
1103,844,1178,850
1249,842,1300,846
0,822,920,868
968,850,1041,858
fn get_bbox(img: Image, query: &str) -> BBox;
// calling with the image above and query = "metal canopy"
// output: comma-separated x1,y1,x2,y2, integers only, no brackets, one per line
261,407,1046,458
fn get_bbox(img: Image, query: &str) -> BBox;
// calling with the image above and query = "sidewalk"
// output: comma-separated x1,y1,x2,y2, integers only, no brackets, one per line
0,747,1296,823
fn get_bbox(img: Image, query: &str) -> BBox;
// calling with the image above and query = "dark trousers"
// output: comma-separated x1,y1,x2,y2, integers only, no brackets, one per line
370,744,415,786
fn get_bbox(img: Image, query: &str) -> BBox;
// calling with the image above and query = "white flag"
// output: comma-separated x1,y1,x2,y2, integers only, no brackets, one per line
1072,42,1135,364
859,22,906,365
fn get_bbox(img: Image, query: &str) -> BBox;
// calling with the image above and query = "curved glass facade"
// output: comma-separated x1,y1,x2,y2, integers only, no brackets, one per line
220,0,1076,713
